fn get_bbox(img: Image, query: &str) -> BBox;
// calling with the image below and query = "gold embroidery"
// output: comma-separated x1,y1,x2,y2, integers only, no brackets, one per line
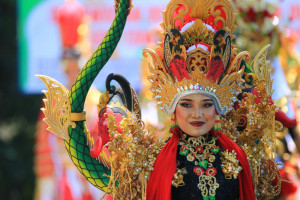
177,134,220,199
198,175,219,197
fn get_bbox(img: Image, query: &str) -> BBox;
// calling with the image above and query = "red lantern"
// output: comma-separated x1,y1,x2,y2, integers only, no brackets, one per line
57,0,85,48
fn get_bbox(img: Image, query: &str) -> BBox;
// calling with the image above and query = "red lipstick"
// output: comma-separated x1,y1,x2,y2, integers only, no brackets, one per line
189,121,205,127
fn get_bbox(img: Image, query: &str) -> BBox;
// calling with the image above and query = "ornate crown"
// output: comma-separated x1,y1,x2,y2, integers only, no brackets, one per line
143,0,250,115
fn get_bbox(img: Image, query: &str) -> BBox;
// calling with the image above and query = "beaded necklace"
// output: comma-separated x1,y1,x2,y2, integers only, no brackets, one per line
178,133,220,200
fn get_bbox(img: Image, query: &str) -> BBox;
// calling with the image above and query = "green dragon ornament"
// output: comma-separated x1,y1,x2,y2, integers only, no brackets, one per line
36,0,133,193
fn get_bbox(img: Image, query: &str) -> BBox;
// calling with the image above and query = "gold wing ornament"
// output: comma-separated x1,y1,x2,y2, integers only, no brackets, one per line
130,86,142,122
36,75,75,140
251,44,274,97
221,45,285,199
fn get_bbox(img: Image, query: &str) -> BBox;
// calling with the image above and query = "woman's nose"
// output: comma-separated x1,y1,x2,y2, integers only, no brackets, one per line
192,107,203,118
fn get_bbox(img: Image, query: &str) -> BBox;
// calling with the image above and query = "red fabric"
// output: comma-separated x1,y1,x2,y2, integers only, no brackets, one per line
147,131,256,200
216,133,256,200
104,194,114,200
58,172,74,200
279,167,298,196
82,194,93,200
275,110,297,128
34,111,55,177
57,0,85,48
146,132,180,200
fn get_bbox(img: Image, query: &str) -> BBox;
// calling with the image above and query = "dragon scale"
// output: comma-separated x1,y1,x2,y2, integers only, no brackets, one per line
65,0,130,192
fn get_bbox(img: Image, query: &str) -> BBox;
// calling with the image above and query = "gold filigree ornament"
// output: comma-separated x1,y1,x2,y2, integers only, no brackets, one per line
220,46,286,199
105,114,164,200
36,75,77,140
161,0,237,35
97,91,110,114
172,168,186,188
222,92,282,200
220,150,242,179
143,0,250,115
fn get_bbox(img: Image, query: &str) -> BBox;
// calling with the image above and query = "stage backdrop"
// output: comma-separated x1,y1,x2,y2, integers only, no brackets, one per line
18,0,169,94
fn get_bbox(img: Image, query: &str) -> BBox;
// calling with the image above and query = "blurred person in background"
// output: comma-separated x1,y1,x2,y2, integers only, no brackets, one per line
34,48,101,200
232,0,300,199
33,0,102,199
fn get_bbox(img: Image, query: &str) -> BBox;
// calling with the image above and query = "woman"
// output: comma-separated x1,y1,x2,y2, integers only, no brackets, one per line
146,93,255,200
38,0,291,199
143,1,289,199
172,94,241,199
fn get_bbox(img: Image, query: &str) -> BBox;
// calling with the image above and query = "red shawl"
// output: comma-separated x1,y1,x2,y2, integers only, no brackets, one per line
146,131,256,200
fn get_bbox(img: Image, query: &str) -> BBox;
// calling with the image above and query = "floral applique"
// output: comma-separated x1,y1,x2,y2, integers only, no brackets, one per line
177,134,220,200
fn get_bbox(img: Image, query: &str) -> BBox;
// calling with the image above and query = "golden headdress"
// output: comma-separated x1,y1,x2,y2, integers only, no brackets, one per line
143,0,250,114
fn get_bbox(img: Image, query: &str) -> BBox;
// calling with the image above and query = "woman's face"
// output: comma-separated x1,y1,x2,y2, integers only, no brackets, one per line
175,94,216,137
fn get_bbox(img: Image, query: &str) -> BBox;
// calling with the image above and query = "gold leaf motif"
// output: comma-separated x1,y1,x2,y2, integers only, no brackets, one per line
97,91,110,113
186,48,210,73
147,66,244,114
105,114,164,199
172,168,186,187
36,75,73,140
162,0,236,33
226,51,250,74
190,0,210,20
163,1,190,30
182,19,215,49
130,86,142,122
143,48,168,74
251,44,274,97
164,26,173,67
145,0,244,115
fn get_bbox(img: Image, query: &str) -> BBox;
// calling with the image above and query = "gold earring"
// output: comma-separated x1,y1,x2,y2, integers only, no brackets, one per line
170,113,179,130
171,113,176,122
171,113,177,125
213,115,222,133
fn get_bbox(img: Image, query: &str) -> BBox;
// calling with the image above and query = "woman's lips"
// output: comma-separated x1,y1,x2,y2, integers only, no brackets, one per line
189,121,205,127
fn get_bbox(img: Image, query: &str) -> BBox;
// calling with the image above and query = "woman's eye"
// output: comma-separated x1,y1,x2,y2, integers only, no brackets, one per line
203,103,214,108
179,103,192,108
